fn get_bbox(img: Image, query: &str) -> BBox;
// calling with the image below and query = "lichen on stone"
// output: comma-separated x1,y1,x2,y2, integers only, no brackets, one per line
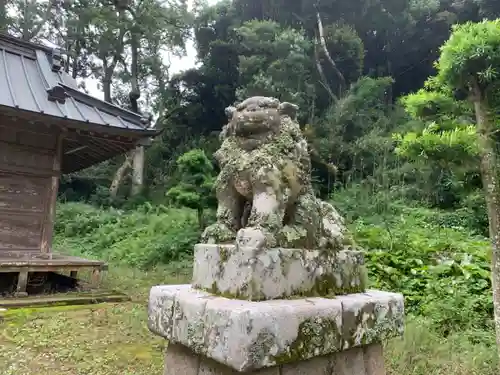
201,96,348,250
270,317,342,365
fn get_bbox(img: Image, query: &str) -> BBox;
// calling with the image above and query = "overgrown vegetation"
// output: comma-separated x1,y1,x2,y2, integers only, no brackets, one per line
2,0,500,372
0,257,496,375
39,188,498,373
54,203,198,269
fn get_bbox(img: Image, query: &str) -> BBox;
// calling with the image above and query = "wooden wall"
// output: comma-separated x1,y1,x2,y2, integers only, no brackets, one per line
0,124,61,253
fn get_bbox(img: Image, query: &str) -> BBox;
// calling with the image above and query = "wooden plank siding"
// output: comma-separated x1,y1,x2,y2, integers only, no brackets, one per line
0,125,61,253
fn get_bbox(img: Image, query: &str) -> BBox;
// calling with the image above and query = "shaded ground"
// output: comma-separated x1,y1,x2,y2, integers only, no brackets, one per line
0,262,496,375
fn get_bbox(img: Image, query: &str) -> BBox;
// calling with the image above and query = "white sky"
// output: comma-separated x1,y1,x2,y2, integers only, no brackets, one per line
82,0,221,100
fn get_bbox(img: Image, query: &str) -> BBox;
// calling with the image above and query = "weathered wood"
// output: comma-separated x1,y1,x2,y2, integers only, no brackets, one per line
0,162,56,177
40,131,63,253
0,291,130,308
0,124,59,253
0,252,106,270
0,139,55,171
0,213,43,251
131,145,145,196
0,172,48,212
91,268,102,288
15,271,28,297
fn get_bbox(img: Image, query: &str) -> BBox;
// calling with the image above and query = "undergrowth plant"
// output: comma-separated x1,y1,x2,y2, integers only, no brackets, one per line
54,202,202,269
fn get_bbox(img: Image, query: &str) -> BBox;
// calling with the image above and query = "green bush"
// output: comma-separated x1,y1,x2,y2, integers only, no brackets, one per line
332,187,493,335
54,202,202,269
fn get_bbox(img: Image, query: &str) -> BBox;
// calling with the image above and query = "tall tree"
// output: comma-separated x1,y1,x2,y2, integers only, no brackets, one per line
431,19,500,357
103,0,190,198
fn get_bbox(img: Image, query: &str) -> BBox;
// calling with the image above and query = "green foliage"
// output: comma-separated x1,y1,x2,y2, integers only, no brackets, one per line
54,202,202,269
55,181,494,339
400,89,466,120
323,21,365,84
308,76,399,193
166,149,216,227
332,187,493,334
235,20,315,119
396,71,481,209
386,316,497,374
436,19,500,91
394,123,478,162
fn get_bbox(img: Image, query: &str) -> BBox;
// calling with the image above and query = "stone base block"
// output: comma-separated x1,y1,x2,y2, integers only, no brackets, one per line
164,342,387,375
192,244,367,300
148,285,404,372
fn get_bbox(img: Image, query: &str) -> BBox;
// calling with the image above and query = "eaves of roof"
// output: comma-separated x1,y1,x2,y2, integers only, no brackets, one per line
0,33,157,135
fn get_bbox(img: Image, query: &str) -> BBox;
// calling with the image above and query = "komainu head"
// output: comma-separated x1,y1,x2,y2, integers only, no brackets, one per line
221,96,299,149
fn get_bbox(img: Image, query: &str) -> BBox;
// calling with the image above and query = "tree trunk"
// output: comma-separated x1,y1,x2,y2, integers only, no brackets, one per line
128,28,145,197
131,145,144,196
472,79,500,355
315,5,346,96
129,30,141,113
104,18,126,197
314,41,337,103
197,207,205,230
0,0,7,33
109,152,133,199
102,65,114,103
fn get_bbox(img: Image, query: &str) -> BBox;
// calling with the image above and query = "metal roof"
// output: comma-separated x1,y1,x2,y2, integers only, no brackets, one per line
0,34,161,173
0,33,152,132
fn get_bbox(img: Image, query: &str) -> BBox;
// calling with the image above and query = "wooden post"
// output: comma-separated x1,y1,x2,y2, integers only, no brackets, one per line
40,131,64,253
91,268,102,288
15,271,28,297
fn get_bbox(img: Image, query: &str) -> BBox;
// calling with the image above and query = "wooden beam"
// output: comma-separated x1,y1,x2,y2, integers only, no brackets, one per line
40,131,65,253
0,163,55,177
90,268,102,289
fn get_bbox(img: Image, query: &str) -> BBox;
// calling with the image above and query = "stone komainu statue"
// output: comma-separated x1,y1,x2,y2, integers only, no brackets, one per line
202,96,347,250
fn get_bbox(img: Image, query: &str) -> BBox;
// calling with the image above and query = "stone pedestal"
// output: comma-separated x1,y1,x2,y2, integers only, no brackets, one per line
148,245,404,375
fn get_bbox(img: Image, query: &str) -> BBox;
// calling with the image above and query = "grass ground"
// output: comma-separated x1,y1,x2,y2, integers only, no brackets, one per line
0,262,497,375
0,264,189,375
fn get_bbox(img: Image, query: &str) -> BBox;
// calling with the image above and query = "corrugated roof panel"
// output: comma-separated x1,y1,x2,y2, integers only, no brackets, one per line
0,35,155,134
121,118,144,130
0,50,14,107
4,52,40,112
22,55,64,117
57,70,79,89
34,50,58,88
98,109,127,128
72,100,106,124
63,96,87,122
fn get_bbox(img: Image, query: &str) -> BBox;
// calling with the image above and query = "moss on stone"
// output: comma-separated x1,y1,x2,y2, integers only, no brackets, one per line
247,329,278,367
203,96,351,250
218,246,231,263
271,317,342,365
202,255,367,301
204,273,365,301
